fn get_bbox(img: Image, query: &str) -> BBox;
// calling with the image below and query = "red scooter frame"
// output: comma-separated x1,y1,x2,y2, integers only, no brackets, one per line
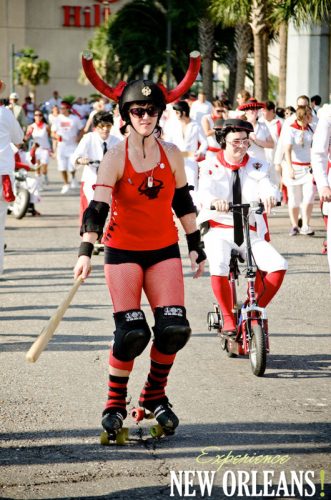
207,202,271,376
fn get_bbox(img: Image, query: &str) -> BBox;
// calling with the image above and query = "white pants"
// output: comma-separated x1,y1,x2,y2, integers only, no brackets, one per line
0,196,7,275
287,181,316,208
57,143,76,172
203,226,288,276
324,202,331,282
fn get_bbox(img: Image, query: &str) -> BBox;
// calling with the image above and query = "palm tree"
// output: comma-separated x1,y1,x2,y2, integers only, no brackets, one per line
15,47,50,102
198,17,215,100
210,0,271,101
271,0,330,107
233,23,252,103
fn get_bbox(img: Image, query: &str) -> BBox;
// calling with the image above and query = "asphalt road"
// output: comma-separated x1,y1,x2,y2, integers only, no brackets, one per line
0,162,330,500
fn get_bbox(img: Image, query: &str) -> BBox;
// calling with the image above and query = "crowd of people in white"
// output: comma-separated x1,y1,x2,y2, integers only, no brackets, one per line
1,82,330,280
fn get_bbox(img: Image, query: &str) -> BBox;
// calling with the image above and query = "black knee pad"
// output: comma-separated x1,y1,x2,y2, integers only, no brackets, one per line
153,306,191,355
113,309,151,361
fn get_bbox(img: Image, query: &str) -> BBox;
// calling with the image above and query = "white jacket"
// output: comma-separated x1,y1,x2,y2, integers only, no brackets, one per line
197,153,279,238
311,106,331,194
0,106,24,175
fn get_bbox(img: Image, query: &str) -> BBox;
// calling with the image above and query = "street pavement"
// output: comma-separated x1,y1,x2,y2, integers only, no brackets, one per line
0,161,330,500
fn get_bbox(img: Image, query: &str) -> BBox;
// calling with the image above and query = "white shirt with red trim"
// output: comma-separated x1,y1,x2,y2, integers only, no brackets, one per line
197,152,278,237
282,121,314,164
72,131,120,202
51,113,83,145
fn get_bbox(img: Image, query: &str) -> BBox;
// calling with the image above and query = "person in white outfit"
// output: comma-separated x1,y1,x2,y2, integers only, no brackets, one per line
201,100,228,160
51,101,84,193
72,111,120,223
283,105,315,236
165,100,207,205
197,119,287,336
0,80,24,275
238,98,274,164
25,110,51,185
260,101,283,186
311,104,331,281
189,90,212,132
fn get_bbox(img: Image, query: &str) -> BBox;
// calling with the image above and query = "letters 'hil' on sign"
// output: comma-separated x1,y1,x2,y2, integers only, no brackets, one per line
62,2,120,28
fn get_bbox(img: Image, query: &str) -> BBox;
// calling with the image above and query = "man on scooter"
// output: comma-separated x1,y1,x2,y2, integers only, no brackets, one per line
197,119,288,336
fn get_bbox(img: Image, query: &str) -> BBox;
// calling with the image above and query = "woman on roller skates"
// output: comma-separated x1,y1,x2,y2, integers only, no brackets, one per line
197,119,288,337
73,51,206,440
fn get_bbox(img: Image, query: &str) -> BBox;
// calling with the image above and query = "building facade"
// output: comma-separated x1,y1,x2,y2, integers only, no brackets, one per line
0,0,131,103
286,21,331,106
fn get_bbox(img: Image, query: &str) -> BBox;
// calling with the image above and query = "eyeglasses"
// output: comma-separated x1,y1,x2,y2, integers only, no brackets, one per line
34,113,43,117
129,106,159,118
226,139,249,147
215,109,225,113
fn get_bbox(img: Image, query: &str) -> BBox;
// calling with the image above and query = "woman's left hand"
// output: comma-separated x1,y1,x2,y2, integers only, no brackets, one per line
189,251,205,279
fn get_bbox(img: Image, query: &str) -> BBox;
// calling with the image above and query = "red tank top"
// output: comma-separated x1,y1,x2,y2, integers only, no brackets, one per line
103,139,178,250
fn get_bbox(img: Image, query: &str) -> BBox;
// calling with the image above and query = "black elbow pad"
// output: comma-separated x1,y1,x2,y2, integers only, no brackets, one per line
172,184,197,218
80,200,109,238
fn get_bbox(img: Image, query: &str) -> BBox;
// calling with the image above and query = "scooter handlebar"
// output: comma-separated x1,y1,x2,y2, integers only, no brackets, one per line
210,201,281,212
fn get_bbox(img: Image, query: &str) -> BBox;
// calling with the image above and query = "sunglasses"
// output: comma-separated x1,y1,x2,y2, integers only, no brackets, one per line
129,106,159,118
215,109,225,113
34,113,43,117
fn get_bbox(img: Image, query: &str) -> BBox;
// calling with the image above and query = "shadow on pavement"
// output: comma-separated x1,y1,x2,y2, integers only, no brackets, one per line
1,421,330,467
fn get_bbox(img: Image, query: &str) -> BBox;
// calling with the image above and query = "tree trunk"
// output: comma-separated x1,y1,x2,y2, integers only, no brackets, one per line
227,51,237,105
250,0,268,101
234,24,252,105
278,21,287,107
198,17,215,101
262,30,269,100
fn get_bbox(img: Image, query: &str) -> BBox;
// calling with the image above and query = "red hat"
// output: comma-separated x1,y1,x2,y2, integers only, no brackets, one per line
60,101,71,109
238,97,265,111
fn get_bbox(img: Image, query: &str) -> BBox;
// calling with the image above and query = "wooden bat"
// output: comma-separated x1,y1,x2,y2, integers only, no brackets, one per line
26,276,84,363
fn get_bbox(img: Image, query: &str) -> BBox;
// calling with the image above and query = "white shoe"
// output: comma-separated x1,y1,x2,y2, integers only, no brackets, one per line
70,178,79,189
61,184,70,194
300,225,314,236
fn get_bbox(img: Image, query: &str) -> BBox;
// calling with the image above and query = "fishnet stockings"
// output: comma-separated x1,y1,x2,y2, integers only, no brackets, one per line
104,258,184,311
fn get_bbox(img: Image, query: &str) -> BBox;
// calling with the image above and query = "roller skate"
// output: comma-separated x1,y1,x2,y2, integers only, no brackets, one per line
100,409,129,446
131,398,179,438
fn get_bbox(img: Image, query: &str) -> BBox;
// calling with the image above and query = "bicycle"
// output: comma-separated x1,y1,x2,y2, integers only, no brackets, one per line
207,201,277,377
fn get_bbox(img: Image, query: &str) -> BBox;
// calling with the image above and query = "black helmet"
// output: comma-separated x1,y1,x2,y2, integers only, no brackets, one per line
216,118,253,148
119,80,166,122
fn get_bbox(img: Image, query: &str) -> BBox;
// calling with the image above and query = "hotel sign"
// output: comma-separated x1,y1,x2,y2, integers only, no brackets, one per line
62,0,122,27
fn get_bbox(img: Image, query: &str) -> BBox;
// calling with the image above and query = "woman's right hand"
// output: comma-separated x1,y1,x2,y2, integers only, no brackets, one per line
74,256,92,281
288,165,295,179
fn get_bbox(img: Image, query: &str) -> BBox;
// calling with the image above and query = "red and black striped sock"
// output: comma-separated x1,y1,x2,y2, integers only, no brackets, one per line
139,344,176,411
103,353,134,419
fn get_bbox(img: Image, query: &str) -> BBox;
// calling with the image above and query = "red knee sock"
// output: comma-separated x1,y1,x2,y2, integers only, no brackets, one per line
255,270,286,308
104,353,134,418
211,275,236,330
139,344,176,410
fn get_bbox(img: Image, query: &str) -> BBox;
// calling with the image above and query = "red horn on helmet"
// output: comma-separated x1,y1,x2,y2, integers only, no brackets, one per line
81,50,126,102
163,51,201,104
